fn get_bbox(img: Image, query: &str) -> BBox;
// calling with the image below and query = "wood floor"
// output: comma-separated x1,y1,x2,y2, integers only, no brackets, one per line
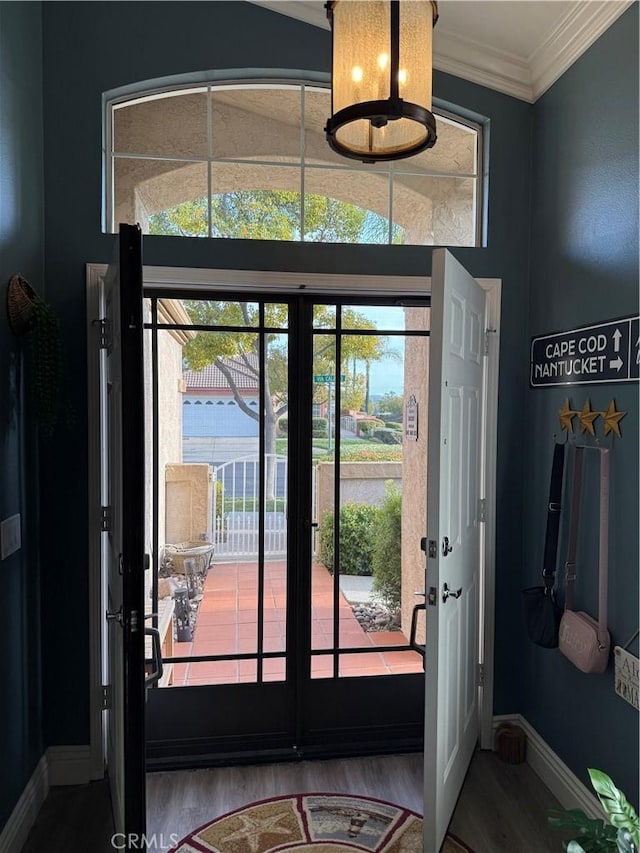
21,749,565,852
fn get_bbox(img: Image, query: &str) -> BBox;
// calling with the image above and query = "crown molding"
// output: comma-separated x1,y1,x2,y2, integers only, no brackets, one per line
433,29,534,103
528,0,635,100
247,0,634,104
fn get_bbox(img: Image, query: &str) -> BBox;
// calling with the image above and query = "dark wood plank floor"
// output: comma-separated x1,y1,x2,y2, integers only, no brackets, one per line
21,750,564,853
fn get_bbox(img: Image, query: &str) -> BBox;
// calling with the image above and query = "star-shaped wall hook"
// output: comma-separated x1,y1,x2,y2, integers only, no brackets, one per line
559,399,576,432
602,399,626,438
578,399,600,435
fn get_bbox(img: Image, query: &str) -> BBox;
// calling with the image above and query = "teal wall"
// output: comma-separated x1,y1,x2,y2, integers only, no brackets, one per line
524,5,639,804
0,1,44,827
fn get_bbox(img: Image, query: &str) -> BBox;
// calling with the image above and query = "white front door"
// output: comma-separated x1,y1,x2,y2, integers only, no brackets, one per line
423,249,488,851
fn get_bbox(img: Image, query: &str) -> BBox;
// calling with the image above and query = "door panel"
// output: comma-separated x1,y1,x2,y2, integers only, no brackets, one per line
424,248,487,852
102,223,146,839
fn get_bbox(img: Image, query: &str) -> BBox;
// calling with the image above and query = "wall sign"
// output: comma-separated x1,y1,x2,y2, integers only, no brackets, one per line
530,315,640,387
405,395,418,440
614,646,639,711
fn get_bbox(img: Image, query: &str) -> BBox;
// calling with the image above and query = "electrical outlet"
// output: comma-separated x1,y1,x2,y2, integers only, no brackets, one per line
1,514,21,560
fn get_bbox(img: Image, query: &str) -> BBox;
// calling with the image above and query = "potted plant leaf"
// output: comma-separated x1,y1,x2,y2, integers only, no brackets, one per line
6,273,71,437
549,769,639,852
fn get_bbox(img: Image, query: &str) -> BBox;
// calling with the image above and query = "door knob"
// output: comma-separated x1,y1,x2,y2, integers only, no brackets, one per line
442,536,452,556
442,583,462,603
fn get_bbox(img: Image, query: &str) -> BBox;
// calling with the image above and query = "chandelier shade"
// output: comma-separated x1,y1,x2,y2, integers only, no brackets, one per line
325,0,438,163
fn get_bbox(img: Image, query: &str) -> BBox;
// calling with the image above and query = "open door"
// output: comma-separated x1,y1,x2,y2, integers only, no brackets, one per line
423,249,487,851
101,223,146,842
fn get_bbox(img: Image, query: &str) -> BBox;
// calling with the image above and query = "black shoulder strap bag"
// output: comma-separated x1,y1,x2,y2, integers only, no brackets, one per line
522,442,565,648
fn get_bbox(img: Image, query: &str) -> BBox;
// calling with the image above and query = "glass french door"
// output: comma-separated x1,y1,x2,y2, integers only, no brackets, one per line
144,293,429,767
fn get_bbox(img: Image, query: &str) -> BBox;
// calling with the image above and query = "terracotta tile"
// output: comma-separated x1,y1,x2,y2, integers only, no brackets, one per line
339,652,385,669
237,637,257,653
368,631,408,646
263,635,286,653
194,625,237,643
238,623,258,640
380,650,424,666
188,659,239,679
387,664,424,674
191,638,238,656
196,609,237,626
339,666,391,677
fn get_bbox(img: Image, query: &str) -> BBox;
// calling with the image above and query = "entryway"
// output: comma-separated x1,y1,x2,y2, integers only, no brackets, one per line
86,238,501,851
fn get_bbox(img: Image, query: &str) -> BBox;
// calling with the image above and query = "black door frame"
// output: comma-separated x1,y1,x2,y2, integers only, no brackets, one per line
144,291,428,769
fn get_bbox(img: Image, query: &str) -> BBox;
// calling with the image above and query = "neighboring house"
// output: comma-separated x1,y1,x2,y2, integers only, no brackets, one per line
183,359,260,439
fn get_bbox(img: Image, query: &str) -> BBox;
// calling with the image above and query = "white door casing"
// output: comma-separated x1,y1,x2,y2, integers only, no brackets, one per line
423,248,489,851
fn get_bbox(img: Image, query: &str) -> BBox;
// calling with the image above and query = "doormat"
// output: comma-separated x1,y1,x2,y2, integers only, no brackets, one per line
168,792,474,852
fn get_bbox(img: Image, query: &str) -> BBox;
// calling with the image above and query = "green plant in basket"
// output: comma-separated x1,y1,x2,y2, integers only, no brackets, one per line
25,297,72,437
549,769,639,852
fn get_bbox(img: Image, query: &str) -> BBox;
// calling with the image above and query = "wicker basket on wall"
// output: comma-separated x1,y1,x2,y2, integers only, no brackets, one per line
7,273,38,336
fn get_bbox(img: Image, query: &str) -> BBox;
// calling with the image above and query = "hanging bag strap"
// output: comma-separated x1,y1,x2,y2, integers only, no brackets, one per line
597,449,610,646
564,446,584,611
542,443,566,594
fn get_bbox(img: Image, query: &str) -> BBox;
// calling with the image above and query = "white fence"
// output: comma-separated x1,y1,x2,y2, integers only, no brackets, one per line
212,455,288,558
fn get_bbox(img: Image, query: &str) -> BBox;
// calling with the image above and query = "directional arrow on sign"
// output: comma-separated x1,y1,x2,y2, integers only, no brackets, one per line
613,328,622,352
610,356,623,371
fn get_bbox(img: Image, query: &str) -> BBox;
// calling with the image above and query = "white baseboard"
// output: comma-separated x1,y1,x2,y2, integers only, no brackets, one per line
0,754,49,853
46,745,93,786
492,714,604,819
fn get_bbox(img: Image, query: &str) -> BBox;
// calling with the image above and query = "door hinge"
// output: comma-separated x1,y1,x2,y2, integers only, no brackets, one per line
101,684,112,710
478,498,486,523
100,505,112,532
477,663,485,686
95,318,111,350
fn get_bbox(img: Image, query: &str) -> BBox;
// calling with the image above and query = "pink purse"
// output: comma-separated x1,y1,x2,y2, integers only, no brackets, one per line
558,447,610,674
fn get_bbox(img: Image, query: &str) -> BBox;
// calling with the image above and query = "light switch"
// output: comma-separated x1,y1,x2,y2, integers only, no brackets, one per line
1,514,21,560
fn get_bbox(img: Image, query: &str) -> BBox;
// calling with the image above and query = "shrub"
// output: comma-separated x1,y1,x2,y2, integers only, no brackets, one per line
321,445,403,462
278,417,288,435
384,421,403,431
319,502,379,576
312,417,328,437
358,419,384,437
371,427,402,445
372,482,402,609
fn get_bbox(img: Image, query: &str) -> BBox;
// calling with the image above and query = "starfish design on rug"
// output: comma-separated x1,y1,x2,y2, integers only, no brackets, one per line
578,399,599,435
220,810,293,852
602,399,626,437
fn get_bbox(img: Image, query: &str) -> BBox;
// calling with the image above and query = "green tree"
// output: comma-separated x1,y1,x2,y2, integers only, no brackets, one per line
149,190,377,242
377,391,404,419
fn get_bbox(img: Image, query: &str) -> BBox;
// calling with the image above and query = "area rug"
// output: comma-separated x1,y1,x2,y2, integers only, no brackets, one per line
168,793,473,852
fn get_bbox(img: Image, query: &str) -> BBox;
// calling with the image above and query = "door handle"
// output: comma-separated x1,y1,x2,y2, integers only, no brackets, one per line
409,602,426,662
144,626,164,689
442,536,452,556
442,583,462,603
106,607,123,626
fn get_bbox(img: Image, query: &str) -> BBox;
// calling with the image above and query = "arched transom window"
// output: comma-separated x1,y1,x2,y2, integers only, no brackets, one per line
106,81,482,246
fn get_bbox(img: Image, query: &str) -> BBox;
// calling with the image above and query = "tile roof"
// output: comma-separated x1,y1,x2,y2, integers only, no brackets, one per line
184,355,259,390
